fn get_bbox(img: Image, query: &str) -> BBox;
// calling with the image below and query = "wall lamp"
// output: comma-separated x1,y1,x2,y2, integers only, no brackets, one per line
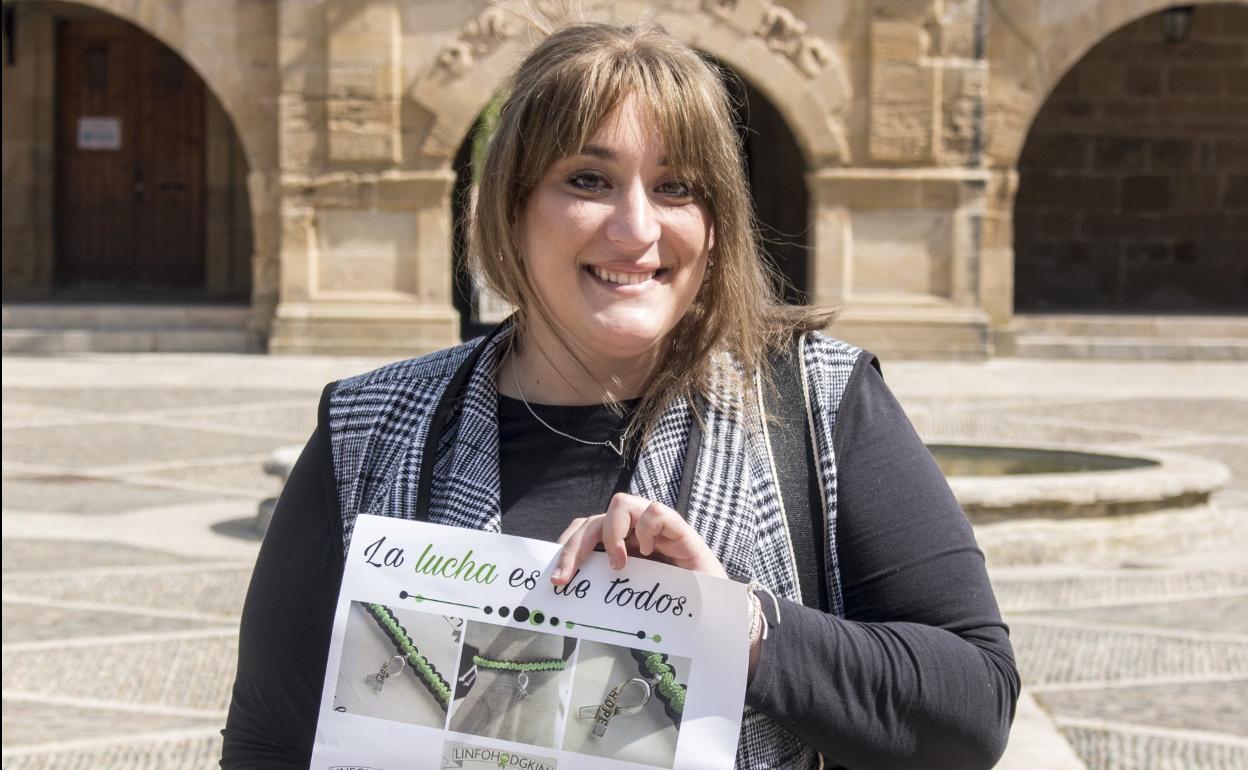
1162,5,1195,45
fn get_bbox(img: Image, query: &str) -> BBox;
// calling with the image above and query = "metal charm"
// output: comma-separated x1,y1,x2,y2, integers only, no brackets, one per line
578,677,653,738
365,655,406,693
514,671,531,701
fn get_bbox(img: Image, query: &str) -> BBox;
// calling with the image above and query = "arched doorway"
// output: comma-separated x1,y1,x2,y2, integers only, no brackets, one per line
719,62,811,306
1013,4,1247,313
447,61,810,340
3,2,252,303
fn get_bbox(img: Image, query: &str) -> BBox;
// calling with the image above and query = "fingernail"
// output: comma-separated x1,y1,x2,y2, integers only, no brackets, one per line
551,568,562,582
611,557,624,570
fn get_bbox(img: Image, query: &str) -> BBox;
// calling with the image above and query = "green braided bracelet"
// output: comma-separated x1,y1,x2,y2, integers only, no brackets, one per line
639,651,686,716
472,655,566,673
366,603,453,708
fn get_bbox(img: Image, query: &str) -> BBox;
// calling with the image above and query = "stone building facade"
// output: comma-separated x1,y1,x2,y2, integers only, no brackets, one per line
3,0,1245,358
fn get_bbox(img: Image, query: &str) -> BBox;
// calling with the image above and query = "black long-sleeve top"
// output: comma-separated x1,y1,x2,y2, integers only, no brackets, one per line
221,354,1019,769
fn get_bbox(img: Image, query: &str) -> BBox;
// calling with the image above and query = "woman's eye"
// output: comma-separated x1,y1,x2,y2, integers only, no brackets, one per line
567,172,609,193
657,180,694,199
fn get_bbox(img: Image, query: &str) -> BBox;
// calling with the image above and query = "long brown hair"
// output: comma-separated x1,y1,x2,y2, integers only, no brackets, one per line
467,22,832,438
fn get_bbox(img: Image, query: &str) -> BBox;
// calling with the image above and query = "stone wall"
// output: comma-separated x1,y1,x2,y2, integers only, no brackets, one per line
2,3,57,297
1014,4,1248,312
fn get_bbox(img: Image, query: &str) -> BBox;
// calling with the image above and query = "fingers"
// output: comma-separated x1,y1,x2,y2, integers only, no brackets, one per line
551,494,722,585
556,517,587,546
602,493,644,570
553,516,604,585
552,494,646,584
634,502,668,556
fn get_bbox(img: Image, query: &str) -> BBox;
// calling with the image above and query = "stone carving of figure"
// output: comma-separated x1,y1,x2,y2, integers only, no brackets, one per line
435,7,519,80
435,40,474,78
757,6,807,58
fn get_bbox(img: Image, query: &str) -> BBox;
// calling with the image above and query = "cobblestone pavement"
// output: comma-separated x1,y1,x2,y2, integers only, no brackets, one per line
3,353,1246,769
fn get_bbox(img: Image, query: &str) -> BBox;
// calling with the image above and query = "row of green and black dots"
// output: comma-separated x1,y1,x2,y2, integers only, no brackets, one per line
631,649,686,726
366,603,453,709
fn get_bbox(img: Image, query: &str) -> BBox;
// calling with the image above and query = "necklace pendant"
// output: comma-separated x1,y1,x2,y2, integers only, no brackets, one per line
514,671,530,701
511,362,628,459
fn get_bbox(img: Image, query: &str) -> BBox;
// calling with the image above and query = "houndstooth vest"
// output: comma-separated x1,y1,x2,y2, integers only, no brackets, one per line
326,328,863,769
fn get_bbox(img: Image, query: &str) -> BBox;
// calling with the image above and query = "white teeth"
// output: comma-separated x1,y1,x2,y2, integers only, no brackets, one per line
588,266,656,286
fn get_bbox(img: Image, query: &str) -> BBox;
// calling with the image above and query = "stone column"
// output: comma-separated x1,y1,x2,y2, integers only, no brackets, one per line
982,168,1018,353
268,171,459,355
809,168,992,359
268,0,459,355
804,0,995,359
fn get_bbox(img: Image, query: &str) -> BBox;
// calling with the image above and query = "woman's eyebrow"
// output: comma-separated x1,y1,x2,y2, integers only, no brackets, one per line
576,144,670,167
580,144,617,161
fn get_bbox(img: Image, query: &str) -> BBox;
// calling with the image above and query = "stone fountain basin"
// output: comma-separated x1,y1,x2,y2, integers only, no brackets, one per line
931,443,1230,524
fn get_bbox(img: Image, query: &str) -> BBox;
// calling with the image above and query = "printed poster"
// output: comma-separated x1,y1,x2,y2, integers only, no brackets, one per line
311,514,749,770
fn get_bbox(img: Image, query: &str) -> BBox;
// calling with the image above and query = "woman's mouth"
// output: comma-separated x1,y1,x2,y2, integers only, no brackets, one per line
585,265,665,286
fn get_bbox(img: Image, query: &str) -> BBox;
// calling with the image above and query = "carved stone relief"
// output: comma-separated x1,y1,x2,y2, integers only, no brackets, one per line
411,0,849,163
432,6,519,81
702,0,834,79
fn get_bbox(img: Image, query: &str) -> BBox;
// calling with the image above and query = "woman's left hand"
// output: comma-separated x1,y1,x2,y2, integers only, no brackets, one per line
551,492,728,584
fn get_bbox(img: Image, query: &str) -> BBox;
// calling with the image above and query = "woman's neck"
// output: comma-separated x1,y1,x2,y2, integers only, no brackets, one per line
497,331,657,406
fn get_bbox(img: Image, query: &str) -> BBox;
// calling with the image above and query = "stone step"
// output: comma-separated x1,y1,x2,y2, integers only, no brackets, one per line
2,328,254,353
1013,313,1248,339
2,303,255,353
2,302,250,329
1013,335,1248,361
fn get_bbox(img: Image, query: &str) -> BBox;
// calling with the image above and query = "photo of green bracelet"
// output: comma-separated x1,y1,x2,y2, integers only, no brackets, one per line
330,601,464,730
448,621,578,749
565,640,691,768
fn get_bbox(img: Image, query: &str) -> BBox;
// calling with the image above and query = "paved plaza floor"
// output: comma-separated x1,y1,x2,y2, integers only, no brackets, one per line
2,352,1246,769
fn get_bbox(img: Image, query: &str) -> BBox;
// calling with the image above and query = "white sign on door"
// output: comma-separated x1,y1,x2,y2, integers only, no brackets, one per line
77,117,121,150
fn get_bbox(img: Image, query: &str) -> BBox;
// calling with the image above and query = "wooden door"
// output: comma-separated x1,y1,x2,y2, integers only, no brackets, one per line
55,18,205,289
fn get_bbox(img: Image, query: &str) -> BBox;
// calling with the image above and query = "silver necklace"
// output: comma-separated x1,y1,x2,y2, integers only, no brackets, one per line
510,363,626,458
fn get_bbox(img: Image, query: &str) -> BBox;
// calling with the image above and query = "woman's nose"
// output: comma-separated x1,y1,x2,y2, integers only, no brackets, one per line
605,182,661,248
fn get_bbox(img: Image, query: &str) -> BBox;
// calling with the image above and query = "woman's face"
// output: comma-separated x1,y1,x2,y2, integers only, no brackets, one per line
517,95,713,368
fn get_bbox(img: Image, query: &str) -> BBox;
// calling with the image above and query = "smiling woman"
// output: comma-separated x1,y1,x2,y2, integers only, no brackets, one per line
504,95,713,403
223,20,1018,770
468,22,826,429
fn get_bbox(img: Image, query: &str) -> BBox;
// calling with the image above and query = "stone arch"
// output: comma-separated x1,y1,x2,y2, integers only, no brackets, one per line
414,1,847,337
410,1,851,170
20,0,275,177
12,0,280,334
1010,3,1247,313
986,0,1232,169
976,0,1241,330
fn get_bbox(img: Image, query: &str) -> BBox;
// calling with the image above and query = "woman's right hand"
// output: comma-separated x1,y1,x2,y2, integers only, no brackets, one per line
551,492,728,584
